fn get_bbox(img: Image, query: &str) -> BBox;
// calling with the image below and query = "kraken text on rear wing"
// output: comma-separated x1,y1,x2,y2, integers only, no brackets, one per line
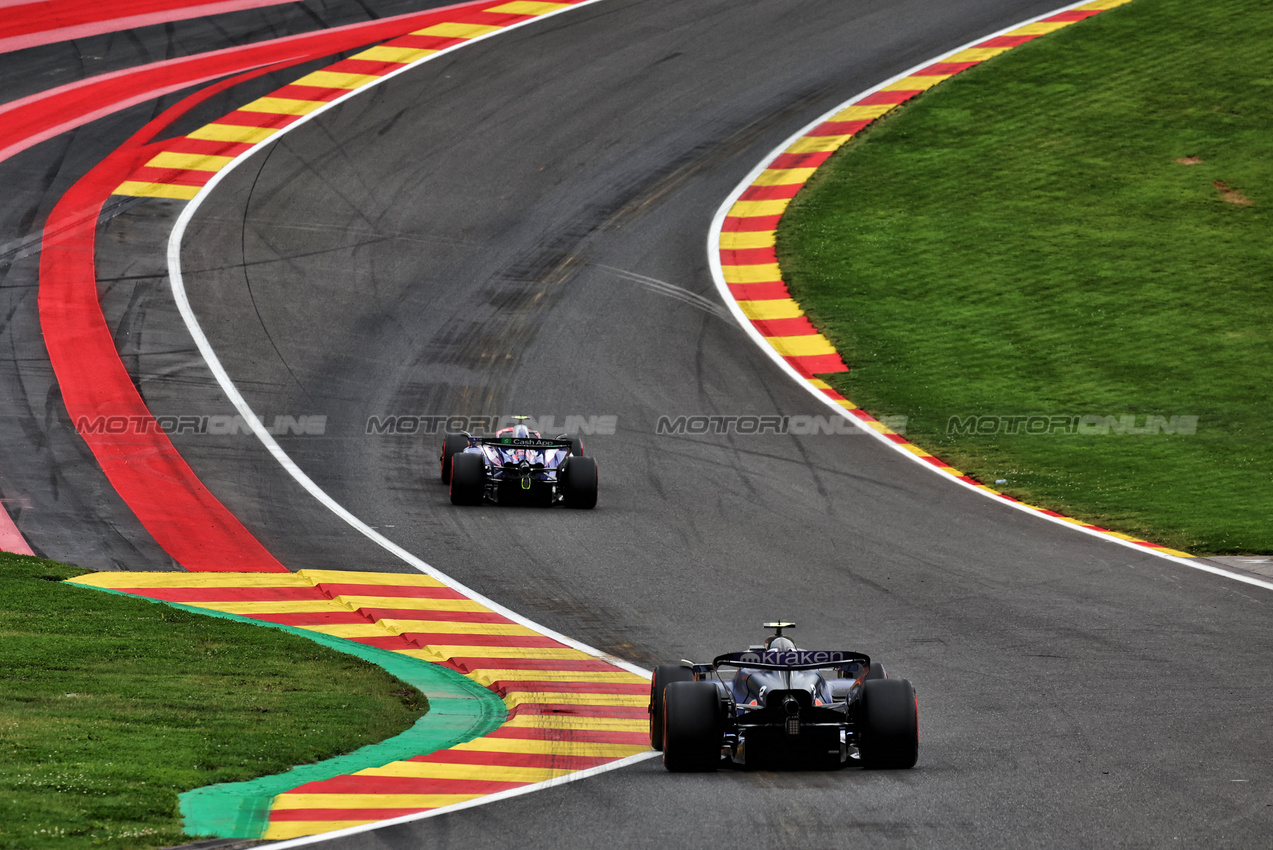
712,649,870,671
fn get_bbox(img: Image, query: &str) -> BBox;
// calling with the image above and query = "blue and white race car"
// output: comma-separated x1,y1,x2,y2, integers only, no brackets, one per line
439,418,598,508
649,623,918,771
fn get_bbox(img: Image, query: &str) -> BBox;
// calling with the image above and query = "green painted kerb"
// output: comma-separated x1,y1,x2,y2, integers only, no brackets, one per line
65,583,508,840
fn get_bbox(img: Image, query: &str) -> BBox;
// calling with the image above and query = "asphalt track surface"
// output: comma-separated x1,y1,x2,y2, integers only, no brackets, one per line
9,0,1273,846
1,0,443,106
0,0,455,568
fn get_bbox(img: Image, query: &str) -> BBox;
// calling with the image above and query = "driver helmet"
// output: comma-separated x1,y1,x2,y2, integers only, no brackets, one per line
766,635,796,651
513,424,531,438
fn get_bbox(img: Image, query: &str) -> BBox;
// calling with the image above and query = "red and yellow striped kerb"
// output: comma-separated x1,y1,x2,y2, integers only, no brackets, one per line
114,1,587,200
717,0,1191,559
72,569,649,840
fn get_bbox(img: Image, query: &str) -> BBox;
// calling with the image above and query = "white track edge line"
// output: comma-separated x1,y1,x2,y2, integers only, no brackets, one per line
705,0,1273,594
168,3,660,836
167,0,654,678
261,751,662,849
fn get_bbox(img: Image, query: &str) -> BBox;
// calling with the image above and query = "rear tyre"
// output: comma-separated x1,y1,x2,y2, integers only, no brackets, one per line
649,665,695,750
559,456,598,509
663,681,721,772
440,433,468,484
449,452,486,506
857,678,918,769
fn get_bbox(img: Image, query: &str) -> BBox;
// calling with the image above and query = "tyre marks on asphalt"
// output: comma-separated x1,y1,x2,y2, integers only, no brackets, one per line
0,3,513,164
711,0,1196,559
113,1,585,200
71,570,650,840
0,0,312,55
36,1,593,563
40,1,655,838
38,71,294,572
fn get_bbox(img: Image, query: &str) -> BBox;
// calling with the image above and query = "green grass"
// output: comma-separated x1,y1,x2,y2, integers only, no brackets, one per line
0,553,427,850
779,0,1273,555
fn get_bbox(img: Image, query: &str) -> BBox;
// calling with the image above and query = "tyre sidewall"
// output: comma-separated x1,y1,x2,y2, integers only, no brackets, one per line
449,452,486,505
560,455,598,509
663,681,721,772
857,678,918,769
650,665,695,750
441,433,469,484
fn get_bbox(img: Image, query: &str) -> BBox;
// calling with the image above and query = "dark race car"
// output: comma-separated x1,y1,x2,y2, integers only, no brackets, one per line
649,623,918,771
439,418,598,508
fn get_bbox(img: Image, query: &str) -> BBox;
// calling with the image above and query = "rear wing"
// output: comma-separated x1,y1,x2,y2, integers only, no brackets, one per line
471,436,573,450
709,649,870,672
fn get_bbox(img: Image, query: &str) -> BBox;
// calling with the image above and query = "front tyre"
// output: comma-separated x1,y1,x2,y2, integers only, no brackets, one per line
663,681,721,772
449,452,486,506
559,456,598,509
649,665,695,750
857,678,918,769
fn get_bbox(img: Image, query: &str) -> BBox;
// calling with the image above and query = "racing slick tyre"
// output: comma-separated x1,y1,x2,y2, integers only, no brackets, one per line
440,433,468,484
866,661,886,680
662,681,721,772
857,678,918,769
570,437,585,457
649,665,695,750
449,452,486,506
559,456,598,509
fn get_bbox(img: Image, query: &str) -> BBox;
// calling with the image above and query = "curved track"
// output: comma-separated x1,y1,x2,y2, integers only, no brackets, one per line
15,0,1273,846
0,0,459,569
